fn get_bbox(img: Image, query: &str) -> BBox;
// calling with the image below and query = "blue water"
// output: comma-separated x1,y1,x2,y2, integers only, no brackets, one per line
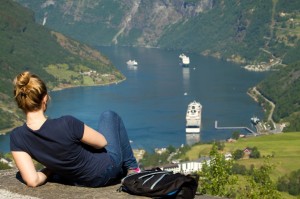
0,46,268,152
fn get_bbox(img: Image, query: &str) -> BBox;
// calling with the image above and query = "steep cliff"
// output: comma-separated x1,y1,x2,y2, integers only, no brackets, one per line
15,0,299,64
14,0,214,48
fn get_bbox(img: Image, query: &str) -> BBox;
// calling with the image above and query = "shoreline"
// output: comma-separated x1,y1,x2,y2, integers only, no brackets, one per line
0,127,16,135
51,78,126,92
247,86,275,122
247,87,283,133
0,78,126,135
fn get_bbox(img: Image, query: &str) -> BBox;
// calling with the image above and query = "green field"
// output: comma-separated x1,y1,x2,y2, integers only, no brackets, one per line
185,132,300,179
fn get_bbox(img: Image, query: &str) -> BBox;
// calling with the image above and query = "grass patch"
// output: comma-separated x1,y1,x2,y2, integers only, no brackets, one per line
184,144,212,160
226,132,300,179
184,132,300,179
82,76,94,85
45,64,80,82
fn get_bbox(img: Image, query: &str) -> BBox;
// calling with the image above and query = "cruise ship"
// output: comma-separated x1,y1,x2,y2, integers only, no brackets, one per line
186,101,202,133
179,54,190,66
126,59,138,66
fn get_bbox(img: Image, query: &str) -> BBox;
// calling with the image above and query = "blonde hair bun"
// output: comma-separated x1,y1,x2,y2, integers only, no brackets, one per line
13,71,48,113
15,71,32,88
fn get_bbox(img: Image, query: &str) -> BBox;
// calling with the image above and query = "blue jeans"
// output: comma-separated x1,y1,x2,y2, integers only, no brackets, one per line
97,111,138,186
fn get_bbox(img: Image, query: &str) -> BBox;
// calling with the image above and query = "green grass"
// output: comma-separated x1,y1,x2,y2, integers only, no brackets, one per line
185,144,212,160
227,132,300,178
185,132,300,179
184,133,300,198
45,64,79,80
82,76,94,85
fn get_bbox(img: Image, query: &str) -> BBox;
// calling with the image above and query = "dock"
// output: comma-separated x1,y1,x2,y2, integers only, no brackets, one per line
214,121,257,136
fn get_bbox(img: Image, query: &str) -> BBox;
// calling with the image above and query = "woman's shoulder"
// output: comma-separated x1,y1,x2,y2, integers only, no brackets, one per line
60,115,81,122
11,125,25,135
10,124,27,140
50,115,78,122
50,115,84,127
51,115,84,137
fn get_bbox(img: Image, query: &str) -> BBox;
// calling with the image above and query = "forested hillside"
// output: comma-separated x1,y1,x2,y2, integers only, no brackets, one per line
0,0,124,132
257,61,300,131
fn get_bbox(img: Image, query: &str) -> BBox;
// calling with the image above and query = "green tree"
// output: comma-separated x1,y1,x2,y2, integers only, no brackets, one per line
236,159,281,199
277,169,300,196
233,149,244,160
140,150,170,167
166,145,176,153
198,143,237,197
277,175,289,193
215,141,225,151
232,163,247,175
232,131,240,140
172,145,191,159
250,147,261,159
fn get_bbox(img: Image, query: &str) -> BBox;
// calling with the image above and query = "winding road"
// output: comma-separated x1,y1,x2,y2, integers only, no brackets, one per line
250,87,282,133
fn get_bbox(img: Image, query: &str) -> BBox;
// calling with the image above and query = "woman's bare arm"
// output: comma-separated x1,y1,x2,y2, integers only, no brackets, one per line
80,124,107,149
12,151,50,187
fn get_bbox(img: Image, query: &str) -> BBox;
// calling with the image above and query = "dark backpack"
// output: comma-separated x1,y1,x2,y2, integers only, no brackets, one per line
119,168,199,198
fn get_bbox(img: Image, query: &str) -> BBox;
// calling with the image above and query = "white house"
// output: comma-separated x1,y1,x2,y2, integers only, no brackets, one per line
162,157,211,174
224,152,232,160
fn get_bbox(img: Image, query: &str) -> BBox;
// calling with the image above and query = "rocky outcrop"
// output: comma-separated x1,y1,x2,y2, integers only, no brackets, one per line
0,169,147,199
16,0,214,46
117,0,214,46
0,169,224,199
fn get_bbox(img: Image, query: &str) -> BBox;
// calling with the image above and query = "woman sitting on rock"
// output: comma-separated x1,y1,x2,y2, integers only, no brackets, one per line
10,71,140,187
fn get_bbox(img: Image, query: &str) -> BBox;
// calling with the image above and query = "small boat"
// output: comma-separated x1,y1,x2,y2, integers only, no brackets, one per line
179,54,190,66
251,116,260,125
186,101,202,133
126,60,138,66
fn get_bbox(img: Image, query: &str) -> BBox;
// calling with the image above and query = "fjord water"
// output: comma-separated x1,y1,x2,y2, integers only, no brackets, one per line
0,47,268,152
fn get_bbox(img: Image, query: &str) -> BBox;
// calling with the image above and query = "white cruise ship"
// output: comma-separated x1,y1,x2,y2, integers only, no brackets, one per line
186,101,202,133
179,53,190,66
126,59,138,66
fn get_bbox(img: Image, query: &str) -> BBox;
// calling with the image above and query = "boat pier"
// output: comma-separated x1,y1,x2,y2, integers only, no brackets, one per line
214,121,257,136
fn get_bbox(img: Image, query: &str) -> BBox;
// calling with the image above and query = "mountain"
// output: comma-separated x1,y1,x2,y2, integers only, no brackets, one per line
0,0,124,132
14,0,299,65
9,0,300,131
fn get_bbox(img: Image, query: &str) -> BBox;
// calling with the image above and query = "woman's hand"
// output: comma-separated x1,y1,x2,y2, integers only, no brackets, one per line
11,151,50,187
80,125,107,149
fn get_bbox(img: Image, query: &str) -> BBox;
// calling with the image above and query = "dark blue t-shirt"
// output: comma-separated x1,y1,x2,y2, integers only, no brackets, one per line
10,116,112,186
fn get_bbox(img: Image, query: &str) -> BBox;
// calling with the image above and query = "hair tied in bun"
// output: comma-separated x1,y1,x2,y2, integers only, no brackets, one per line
13,71,48,113
20,91,27,98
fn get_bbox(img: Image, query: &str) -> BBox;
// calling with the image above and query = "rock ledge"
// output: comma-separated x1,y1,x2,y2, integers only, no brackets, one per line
0,169,220,199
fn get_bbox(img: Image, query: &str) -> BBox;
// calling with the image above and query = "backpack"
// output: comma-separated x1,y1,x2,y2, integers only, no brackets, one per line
118,168,199,198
